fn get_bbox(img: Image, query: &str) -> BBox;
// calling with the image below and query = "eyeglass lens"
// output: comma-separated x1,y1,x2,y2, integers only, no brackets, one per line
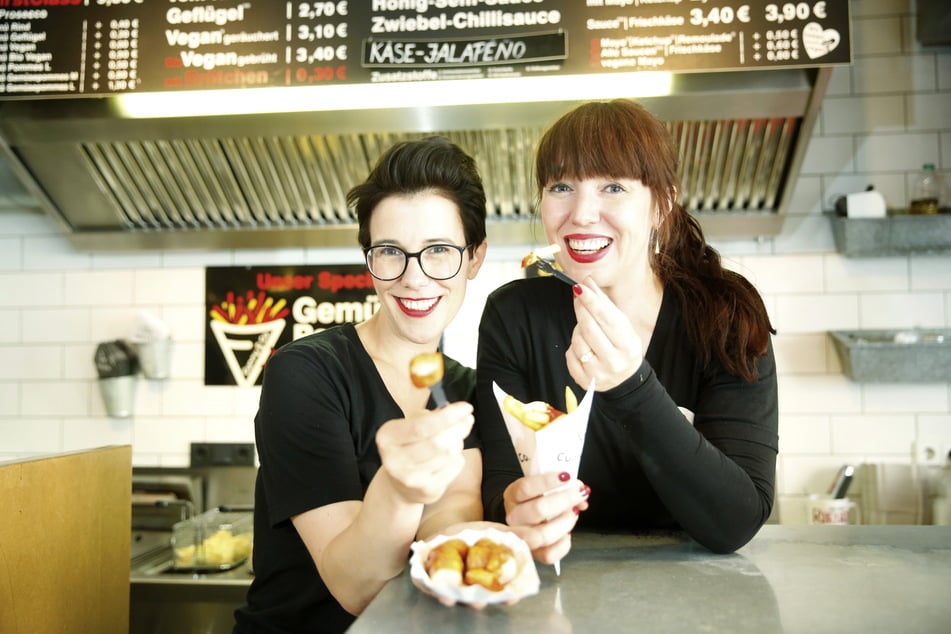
366,245,465,281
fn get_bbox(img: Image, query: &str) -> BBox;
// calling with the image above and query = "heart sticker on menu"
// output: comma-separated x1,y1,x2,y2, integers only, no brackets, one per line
802,22,841,59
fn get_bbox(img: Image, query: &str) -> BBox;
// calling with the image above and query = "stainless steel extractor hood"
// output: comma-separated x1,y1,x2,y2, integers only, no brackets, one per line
0,67,831,251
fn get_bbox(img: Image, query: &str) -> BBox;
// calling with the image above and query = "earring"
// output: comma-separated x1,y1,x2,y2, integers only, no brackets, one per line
651,228,660,255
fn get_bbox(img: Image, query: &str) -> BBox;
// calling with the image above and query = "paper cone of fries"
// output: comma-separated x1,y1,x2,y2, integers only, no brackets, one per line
492,381,594,479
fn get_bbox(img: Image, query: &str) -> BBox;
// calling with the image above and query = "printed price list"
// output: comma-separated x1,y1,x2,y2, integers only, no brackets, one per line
0,8,84,95
287,0,350,84
587,0,847,72
99,18,140,92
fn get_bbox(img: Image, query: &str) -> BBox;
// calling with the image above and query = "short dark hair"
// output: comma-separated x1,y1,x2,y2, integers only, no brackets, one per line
348,136,487,252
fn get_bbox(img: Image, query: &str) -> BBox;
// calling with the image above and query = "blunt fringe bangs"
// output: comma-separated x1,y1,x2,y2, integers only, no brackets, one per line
535,100,678,213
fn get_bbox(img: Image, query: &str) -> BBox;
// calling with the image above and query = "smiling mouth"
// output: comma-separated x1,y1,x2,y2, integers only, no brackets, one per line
566,237,612,254
397,297,440,315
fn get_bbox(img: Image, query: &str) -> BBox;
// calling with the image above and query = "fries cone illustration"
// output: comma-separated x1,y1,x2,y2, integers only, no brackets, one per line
209,290,291,386
210,318,286,387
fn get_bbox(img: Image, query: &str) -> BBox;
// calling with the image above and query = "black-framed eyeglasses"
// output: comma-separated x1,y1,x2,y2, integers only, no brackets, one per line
364,243,472,281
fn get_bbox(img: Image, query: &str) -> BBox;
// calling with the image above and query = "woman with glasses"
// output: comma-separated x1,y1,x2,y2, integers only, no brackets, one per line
235,137,488,634
477,100,778,563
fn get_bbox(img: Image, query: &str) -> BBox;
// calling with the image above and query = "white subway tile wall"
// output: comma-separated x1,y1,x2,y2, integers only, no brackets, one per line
0,1,948,512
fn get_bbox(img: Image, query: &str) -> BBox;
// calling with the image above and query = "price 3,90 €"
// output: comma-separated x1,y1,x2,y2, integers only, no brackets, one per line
765,2,828,24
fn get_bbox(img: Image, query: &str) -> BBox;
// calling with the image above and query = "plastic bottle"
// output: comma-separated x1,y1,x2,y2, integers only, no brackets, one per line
909,163,943,215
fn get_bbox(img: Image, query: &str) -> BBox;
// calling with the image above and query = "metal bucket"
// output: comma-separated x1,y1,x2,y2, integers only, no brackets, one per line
98,375,137,418
135,338,172,380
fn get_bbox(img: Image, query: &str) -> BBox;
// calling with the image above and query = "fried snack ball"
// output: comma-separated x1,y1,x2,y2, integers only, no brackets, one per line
424,538,517,593
463,538,516,592
409,352,444,389
425,538,468,587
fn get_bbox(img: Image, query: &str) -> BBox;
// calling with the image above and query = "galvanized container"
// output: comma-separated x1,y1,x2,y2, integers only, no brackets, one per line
829,329,951,382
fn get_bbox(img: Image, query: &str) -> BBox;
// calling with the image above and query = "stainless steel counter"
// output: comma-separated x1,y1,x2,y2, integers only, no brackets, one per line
350,525,951,633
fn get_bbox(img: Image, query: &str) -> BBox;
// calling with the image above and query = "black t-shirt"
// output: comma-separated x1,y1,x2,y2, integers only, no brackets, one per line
234,323,477,634
477,277,778,554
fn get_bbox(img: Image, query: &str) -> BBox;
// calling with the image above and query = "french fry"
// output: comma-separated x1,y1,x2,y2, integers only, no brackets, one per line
565,386,578,414
503,392,572,432
520,244,561,269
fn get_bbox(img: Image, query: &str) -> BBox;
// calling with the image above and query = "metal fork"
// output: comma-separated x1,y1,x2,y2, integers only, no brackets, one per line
533,257,577,286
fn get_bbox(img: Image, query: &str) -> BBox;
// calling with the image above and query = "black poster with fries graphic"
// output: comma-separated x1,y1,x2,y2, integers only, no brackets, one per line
205,265,379,386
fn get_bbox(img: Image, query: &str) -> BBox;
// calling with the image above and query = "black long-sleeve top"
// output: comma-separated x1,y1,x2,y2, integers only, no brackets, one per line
477,277,778,553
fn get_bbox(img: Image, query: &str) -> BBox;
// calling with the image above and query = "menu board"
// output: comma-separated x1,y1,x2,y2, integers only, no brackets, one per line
0,1,851,98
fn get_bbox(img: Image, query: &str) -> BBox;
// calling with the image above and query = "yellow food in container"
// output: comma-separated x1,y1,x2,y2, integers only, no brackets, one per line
171,509,253,570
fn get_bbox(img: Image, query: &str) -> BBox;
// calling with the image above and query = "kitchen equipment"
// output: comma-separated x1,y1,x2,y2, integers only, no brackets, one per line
130,462,255,567
171,508,253,572
828,465,855,499
131,473,203,564
130,464,256,634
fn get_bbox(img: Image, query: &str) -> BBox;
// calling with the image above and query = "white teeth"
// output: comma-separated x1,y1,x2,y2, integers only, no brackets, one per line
400,298,438,311
567,238,610,252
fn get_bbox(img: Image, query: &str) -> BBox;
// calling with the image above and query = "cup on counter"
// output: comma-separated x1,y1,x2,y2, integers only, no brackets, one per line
808,495,859,525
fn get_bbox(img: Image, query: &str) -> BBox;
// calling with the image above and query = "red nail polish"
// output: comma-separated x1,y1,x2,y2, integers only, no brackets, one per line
580,485,591,498
572,284,583,297
572,506,581,515
558,471,570,482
